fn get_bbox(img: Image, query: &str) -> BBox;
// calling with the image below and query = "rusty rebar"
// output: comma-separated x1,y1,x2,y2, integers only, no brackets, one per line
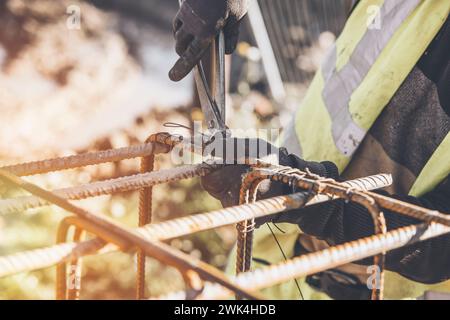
0,130,446,301
268,167,449,227
67,226,86,300
155,222,450,300
0,174,391,278
55,217,73,300
235,175,264,300
136,142,155,300
236,176,262,272
238,166,390,299
0,168,263,300
0,163,220,216
56,216,92,300
1,143,170,177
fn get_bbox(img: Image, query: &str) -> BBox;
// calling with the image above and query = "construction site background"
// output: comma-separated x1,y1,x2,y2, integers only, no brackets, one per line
0,0,333,299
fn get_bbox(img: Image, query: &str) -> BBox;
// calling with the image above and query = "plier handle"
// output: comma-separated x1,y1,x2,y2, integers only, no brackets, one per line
194,31,227,132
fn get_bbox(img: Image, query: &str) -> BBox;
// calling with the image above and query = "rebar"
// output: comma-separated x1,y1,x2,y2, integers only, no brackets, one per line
67,227,86,300
55,216,88,300
236,166,389,299
0,174,391,278
1,143,170,177
137,136,155,300
55,217,73,300
155,222,450,300
0,168,262,301
0,163,219,216
235,174,263,299
0,131,448,301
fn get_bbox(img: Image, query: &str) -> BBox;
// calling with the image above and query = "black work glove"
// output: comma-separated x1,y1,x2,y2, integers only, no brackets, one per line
201,135,338,211
201,136,285,208
169,0,249,81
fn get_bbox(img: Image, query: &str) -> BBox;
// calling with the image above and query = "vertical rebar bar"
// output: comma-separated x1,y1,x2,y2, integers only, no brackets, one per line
136,150,155,300
67,227,86,300
56,218,72,300
235,175,263,300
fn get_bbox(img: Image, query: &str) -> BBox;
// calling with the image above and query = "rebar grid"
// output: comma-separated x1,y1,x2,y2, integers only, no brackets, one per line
236,166,389,299
0,132,448,301
0,168,262,300
0,173,391,278
155,222,450,300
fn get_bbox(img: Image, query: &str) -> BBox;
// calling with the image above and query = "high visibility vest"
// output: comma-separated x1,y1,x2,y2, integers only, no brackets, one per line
228,0,450,299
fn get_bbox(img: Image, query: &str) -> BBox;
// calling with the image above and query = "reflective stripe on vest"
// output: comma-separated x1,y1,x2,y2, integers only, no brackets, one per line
246,0,450,300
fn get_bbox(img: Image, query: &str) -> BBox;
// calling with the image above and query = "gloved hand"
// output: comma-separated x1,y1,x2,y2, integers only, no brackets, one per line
201,136,339,213
169,0,249,81
201,136,287,208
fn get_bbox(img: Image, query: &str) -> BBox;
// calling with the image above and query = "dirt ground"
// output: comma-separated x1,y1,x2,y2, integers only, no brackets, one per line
0,0,191,162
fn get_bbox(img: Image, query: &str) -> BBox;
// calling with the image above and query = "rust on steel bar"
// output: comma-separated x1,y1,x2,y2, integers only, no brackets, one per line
268,167,450,227
1,143,171,177
0,168,262,301
268,164,449,298
237,166,389,299
0,163,220,216
235,176,261,300
55,217,72,300
156,222,450,300
236,167,308,276
280,168,388,299
0,174,391,278
56,216,87,300
365,191,450,226
137,136,155,300
67,226,85,300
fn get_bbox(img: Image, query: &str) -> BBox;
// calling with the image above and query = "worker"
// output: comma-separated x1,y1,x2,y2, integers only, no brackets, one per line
169,0,450,300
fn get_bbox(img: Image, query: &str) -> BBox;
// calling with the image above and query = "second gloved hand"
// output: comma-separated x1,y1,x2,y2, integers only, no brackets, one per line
201,136,339,214
201,136,287,208
169,0,249,81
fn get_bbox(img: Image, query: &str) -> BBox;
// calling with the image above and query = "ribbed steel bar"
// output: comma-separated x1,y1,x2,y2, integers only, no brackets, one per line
137,139,155,300
67,226,86,300
0,168,262,300
236,176,263,300
238,166,390,299
1,143,170,177
0,174,391,278
262,166,450,227
55,216,97,300
235,193,255,278
155,222,450,300
0,163,219,216
256,167,392,299
367,191,450,226
55,218,73,300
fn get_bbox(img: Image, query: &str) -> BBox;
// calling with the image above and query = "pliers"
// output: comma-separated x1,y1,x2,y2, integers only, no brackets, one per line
194,31,228,134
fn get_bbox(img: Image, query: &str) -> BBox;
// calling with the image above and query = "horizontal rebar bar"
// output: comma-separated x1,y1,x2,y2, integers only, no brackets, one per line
259,166,450,227
155,222,450,300
0,174,391,278
0,163,218,216
0,143,170,177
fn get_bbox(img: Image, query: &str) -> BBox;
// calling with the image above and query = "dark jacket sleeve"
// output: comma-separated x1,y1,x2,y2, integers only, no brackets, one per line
280,175,450,284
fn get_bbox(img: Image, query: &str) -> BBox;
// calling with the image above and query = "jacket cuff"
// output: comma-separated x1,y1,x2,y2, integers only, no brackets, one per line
286,154,340,179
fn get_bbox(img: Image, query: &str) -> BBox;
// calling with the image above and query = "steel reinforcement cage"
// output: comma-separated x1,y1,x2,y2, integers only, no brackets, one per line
0,132,449,300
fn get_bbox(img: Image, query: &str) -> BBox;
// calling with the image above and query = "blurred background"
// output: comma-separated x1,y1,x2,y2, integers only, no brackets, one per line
0,0,349,299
